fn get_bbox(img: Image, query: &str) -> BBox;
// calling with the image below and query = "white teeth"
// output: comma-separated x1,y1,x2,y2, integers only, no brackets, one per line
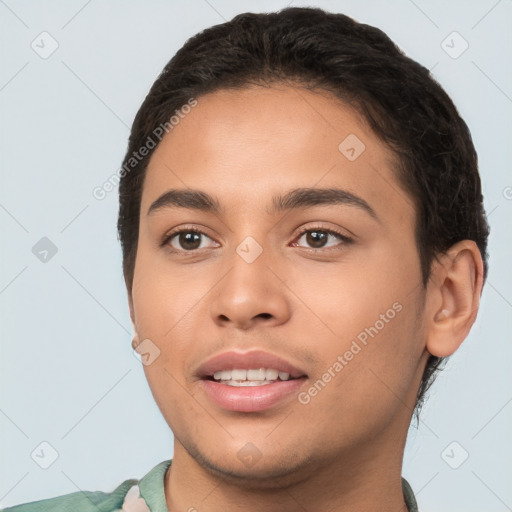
247,368,266,380
226,380,272,387
231,369,247,380
266,369,279,380
211,368,293,383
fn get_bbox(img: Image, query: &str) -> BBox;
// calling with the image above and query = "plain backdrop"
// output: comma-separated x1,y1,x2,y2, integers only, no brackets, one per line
0,1,511,511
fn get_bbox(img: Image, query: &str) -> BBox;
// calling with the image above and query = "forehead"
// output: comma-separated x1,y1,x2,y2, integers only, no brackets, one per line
141,85,414,224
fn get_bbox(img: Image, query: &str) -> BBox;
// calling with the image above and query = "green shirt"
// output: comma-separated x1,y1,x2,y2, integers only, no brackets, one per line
1,459,418,511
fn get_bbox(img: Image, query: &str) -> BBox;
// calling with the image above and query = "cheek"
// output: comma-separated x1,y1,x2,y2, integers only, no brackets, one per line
142,360,207,441
295,298,422,445
289,243,423,413
287,240,420,343
131,244,211,341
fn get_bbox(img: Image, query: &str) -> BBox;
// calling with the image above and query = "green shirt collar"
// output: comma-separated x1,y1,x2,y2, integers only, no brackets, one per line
137,459,172,512
401,476,419,512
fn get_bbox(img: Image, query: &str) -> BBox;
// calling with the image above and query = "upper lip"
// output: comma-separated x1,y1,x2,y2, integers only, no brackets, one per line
196,349,308,379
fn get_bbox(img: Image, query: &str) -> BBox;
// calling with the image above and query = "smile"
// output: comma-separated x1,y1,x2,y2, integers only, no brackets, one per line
212,368,293,386
197,350,308,412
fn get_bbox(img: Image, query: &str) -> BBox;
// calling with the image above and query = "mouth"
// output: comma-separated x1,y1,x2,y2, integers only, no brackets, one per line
205,367,300,386
196,350,308,412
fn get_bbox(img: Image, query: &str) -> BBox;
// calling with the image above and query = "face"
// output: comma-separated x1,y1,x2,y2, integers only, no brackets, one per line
129,84,430,485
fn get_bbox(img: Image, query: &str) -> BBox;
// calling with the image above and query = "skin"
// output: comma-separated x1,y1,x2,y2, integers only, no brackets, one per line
128,84,484,512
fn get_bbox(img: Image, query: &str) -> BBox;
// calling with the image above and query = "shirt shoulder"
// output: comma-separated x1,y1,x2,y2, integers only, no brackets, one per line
0,477,138,512
402,477,419,512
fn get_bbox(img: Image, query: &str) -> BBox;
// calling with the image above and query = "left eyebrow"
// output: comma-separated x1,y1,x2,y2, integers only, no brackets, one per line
147,187,379,222
268,187,379,221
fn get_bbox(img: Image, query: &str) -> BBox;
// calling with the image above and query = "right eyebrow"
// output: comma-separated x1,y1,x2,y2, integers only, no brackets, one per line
147,189,222,216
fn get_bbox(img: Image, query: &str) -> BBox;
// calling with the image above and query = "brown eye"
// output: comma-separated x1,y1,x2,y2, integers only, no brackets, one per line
294,228,351,251
304,230,329,248
164,229,215,252
175,231,202,250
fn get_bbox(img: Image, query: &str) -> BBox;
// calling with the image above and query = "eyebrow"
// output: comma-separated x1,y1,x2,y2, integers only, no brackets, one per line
147,187,378,221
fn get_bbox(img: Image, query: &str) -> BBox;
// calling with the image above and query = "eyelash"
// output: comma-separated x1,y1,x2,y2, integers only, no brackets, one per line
161,224,352,254
291,225,352,252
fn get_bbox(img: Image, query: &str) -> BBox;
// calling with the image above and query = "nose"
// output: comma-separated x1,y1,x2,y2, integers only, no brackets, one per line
209,244,292,330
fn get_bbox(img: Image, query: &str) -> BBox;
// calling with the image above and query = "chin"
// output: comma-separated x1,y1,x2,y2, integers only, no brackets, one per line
184,439,318,490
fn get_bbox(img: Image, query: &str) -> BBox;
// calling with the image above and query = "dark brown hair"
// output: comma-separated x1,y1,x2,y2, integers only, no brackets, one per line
117,6,489,416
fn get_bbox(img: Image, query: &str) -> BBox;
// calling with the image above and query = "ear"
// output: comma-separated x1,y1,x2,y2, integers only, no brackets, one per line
425,240,485,358
128,292,139,346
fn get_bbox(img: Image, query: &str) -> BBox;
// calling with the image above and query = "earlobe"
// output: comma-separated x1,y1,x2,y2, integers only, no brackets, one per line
426,241,484,358
128,294,140,347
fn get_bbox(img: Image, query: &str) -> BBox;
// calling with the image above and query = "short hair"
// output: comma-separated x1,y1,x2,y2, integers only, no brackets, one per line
117,6,490,416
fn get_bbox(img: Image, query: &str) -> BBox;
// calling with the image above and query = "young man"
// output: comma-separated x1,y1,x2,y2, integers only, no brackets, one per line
3,6,488,512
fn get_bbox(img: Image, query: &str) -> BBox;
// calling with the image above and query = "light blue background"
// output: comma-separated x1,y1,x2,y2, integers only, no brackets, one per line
1,1,511,510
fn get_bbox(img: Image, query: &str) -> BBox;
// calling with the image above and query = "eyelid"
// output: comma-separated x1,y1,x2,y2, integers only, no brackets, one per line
291,224,353,250
293,220,357,240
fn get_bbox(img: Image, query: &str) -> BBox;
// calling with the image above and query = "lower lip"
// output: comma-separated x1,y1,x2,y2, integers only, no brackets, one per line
200,378,306,412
